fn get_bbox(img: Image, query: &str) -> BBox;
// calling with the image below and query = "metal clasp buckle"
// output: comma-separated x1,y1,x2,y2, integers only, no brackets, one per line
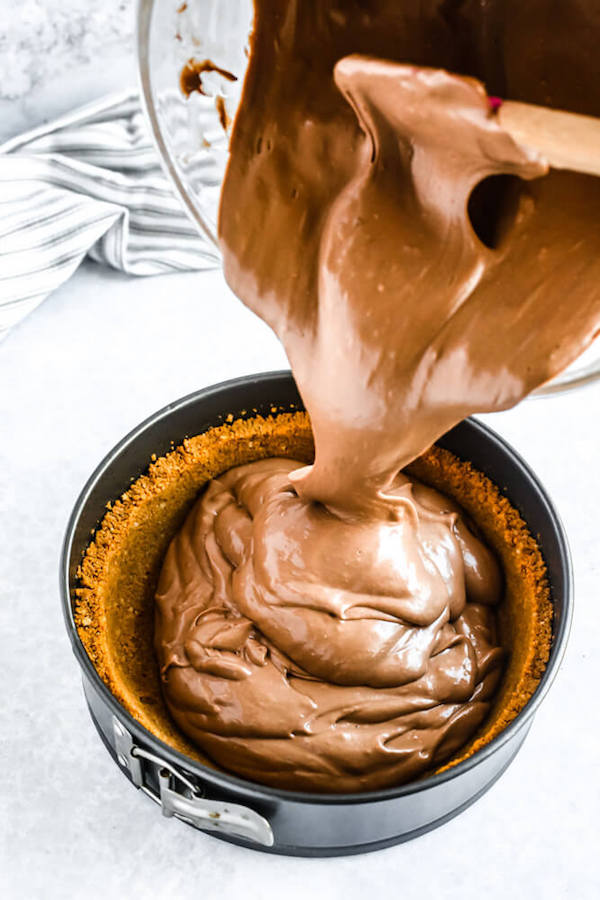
112,716,274,847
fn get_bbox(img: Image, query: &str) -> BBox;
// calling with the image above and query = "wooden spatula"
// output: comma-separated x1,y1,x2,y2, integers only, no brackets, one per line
493,99,600,177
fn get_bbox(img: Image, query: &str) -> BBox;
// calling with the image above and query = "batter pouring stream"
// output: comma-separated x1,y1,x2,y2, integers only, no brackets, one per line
155,1,600,790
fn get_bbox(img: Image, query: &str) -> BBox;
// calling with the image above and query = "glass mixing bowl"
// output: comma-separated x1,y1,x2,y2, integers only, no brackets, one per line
136,0,600,395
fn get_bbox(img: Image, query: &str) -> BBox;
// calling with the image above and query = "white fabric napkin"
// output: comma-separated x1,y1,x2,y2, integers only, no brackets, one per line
0,90,218,340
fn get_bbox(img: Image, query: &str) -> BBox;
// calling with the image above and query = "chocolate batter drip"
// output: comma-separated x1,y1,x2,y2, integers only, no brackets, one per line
179,58,237,98
157,1,600,790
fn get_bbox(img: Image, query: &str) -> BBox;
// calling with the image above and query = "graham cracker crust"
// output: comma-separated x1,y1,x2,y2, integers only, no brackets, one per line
74,411,552,784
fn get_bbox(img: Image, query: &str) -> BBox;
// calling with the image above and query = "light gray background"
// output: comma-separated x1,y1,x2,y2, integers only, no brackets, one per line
1,2,599,898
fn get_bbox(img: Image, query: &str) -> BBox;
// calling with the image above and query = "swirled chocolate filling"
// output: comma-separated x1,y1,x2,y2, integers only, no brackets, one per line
156,458,504,790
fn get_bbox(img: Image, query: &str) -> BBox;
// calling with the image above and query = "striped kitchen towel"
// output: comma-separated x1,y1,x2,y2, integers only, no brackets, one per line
0,90,219,341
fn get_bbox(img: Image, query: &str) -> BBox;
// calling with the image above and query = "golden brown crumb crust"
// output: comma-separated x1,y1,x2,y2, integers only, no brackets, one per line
75,412,552,781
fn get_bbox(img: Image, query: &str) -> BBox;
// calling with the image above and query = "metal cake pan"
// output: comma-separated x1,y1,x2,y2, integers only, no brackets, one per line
60,371,572,856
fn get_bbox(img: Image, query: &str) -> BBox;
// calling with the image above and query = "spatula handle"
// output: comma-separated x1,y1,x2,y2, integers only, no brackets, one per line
497,100,600,178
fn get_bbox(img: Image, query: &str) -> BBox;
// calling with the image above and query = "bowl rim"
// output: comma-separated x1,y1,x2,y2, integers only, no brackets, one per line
60,370,574,806
136,0,221,254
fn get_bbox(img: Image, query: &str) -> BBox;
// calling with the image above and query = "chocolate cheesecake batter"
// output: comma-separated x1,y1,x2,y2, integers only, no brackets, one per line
156,457,503,790
156,1,600,789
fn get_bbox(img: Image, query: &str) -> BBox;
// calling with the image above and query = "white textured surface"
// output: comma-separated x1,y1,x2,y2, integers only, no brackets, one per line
1,262,600,899
1,4,599,897
0,0,136,141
